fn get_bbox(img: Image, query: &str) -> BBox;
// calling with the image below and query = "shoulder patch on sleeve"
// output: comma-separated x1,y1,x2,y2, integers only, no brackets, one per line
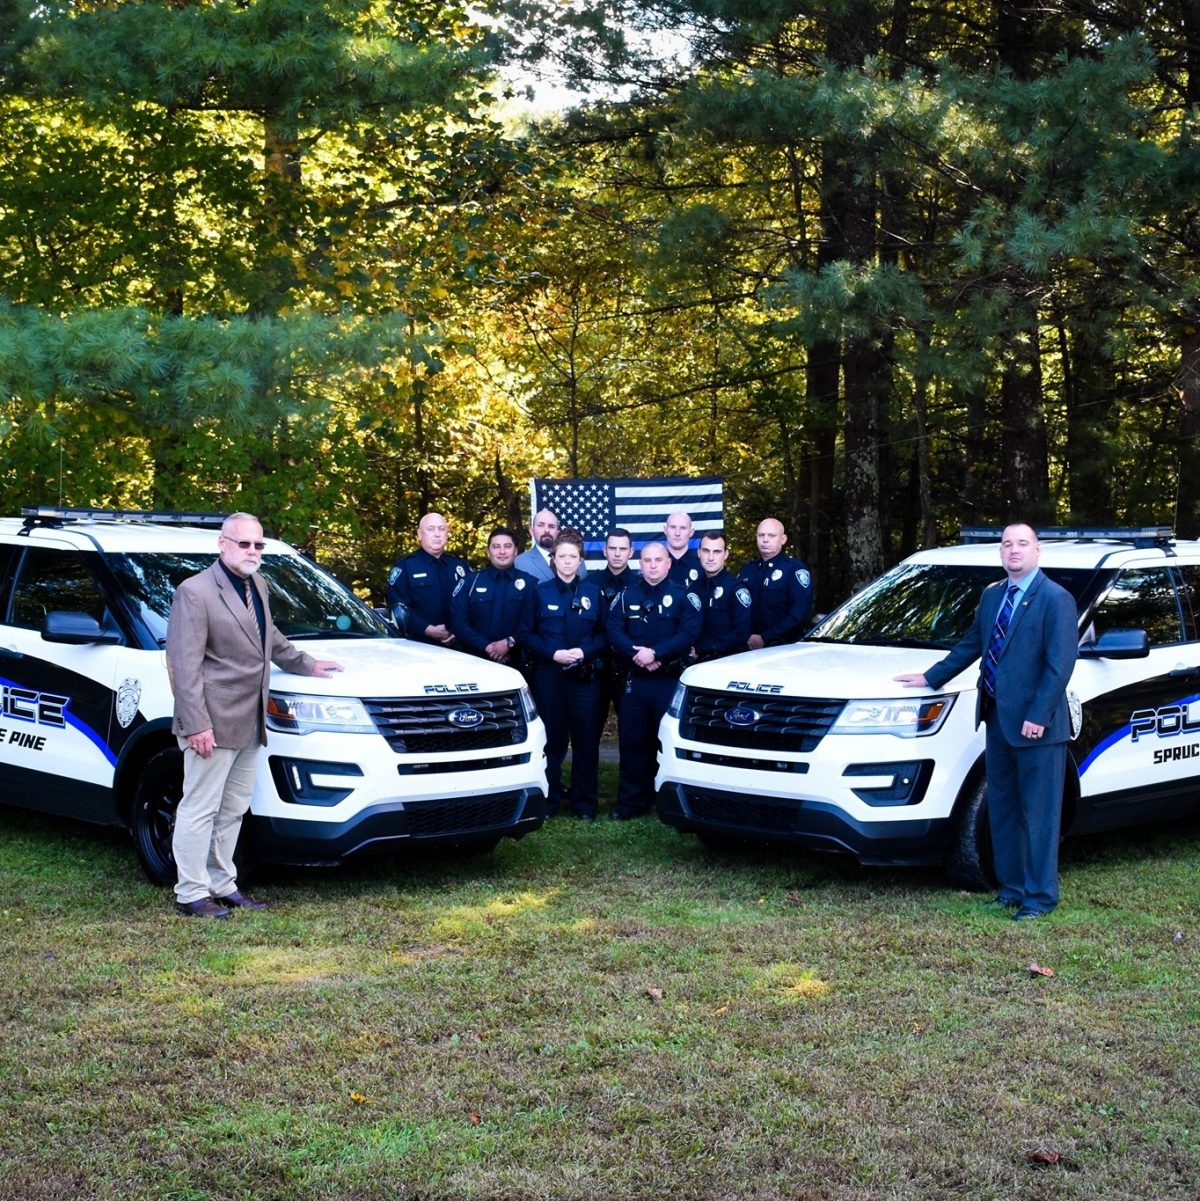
387,566,401,586
736,588,752,608
688,591,701,610
796,569,811,589
452,578,465,597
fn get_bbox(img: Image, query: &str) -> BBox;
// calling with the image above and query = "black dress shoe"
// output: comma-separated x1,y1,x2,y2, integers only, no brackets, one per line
175,897,231,919
1013,908,1048,922
213,890,268,910
986,897,1020,910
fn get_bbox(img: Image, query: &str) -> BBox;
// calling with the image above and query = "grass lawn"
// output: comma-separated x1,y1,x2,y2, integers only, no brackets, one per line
1,766,1198,1201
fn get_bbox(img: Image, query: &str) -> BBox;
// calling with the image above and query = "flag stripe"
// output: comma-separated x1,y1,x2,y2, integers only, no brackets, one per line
614,484,723,500
532,475,725,574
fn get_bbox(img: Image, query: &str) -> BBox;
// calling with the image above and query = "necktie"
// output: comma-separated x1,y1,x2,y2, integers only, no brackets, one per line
243,579,262,644
981,584,1018,697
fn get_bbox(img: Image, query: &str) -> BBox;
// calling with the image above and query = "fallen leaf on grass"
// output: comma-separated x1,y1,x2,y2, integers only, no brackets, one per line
1028,962,1055,978
349,1092,372,1105
785,892,803,904
469,1112,481,1126
712,1003,730,1016
645,986,664,1002
1027,1149,1061,1166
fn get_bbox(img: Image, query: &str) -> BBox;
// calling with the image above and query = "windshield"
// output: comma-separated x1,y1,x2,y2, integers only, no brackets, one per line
109,552,390,645
808,563,1096,648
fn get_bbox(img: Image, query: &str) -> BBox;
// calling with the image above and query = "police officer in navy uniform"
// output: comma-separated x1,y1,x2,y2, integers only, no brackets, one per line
606,541,702,820
596,527,636,737
664,511,703,588
523,537,606,819
690,530,753,661
386,512,471,645
449,526,536,667
737,517,813,649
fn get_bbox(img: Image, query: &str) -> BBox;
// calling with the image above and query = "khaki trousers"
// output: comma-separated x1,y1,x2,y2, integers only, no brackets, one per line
172,738,260,903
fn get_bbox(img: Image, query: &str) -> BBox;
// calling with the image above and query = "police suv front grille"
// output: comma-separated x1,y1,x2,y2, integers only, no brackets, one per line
364,693,526,754
405,792,523,835
681,785,800,832
679,688,844,753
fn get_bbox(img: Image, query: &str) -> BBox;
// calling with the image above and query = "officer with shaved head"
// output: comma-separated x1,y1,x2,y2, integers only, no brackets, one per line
386,512,471,645
736,517,813,649
663,510,702,588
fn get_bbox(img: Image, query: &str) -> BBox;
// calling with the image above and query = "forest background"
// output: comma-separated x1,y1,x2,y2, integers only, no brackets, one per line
3,0,1200,613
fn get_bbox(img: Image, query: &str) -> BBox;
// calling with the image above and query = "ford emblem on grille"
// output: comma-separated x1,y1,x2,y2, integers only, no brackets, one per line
447,708,485,729
724,706,760,727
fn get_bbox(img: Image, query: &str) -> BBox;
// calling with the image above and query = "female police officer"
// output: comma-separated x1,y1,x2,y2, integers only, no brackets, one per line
523,536,606,819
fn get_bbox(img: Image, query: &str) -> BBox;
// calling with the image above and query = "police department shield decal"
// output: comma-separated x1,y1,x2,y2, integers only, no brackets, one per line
116,678,141,728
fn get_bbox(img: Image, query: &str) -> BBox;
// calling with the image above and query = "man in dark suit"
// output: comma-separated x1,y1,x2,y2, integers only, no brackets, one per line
166,513,342,918
896,523,1078,920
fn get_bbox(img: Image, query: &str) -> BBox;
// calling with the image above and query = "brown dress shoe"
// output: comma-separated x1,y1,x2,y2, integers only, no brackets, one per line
175,897,231,919
213,890,268,910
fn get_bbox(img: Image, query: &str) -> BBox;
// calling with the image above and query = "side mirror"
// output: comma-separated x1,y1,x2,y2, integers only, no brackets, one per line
42,611,124,646
1078,628,1149,659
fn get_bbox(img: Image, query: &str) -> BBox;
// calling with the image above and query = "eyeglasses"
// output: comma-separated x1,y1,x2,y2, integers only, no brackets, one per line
222,536,266,550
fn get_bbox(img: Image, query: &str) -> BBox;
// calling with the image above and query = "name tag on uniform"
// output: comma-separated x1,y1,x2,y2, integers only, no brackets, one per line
629,604,642,612
413,572,428,580
476,587,489,594
547,604,560,611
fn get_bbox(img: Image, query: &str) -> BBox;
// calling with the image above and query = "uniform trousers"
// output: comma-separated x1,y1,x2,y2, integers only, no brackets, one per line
172,738,259,903
614,674,677,816
533,666,601,817
984,720,1066,912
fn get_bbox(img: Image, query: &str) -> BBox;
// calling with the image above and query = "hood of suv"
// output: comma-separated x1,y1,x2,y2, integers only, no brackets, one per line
681,641,976,699
268,638,528,696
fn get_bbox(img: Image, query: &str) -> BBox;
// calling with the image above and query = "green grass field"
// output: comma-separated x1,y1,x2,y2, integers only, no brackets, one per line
2,771,1198,1200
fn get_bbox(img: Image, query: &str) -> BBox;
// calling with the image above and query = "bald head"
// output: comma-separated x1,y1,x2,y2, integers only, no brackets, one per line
756,519,787,561
530,509,559,551
664,511,694,555
417,512,449,557
639,541,672,584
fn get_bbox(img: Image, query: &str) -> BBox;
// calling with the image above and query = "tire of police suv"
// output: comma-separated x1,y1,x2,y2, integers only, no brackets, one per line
132,744,184,886
943,777,997,892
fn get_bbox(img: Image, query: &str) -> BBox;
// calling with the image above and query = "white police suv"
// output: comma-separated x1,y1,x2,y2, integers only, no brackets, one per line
656,528,1200,887
0,508,548,883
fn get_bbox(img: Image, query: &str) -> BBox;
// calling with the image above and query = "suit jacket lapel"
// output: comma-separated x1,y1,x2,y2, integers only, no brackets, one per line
998,572,1041,655
214,563,265,655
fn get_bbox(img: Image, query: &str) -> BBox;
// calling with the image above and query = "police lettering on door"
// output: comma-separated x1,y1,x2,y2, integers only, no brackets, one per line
1130,699,1200,764
0,683,68,752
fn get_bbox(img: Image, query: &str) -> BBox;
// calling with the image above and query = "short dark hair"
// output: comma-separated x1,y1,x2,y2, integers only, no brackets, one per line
488,526,519,545
606,527,632,543
700,529,727,546
558,527,584,547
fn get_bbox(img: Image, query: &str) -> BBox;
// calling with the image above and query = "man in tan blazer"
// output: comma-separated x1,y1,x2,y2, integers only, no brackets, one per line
166,512,342,918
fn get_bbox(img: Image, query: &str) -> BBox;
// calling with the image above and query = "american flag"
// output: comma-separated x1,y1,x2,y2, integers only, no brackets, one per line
530,476,725,573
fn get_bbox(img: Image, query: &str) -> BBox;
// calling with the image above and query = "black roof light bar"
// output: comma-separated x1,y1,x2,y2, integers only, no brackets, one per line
20,506,227,529
959,526,1175,550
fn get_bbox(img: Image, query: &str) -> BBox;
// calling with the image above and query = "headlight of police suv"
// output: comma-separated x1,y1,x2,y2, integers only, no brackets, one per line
267,692,376,735
829,695,953,737
667,683,687,718
519,686,539,722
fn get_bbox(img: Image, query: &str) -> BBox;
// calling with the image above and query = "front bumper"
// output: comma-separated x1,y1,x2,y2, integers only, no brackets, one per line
656,782,947,865
247,786,549,866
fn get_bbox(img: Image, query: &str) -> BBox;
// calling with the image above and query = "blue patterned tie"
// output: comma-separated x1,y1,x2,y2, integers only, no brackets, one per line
981,584,1018,697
